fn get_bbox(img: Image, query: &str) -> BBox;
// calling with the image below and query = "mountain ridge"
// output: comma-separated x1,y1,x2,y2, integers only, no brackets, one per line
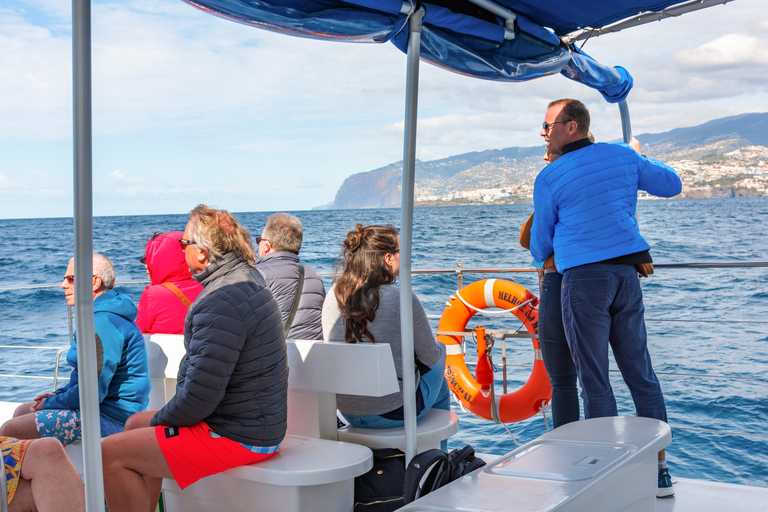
318,112,768,209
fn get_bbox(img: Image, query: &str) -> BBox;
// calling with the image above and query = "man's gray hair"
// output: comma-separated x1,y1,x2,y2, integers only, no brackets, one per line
264,213,303,255
93,253,115,290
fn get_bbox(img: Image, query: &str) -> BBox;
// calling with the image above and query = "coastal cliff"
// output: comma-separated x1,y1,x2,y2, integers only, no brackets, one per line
318,112,768,209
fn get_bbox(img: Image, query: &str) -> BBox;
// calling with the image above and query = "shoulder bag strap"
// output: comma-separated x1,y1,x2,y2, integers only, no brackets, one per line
160,282,192,309
283,265,305,337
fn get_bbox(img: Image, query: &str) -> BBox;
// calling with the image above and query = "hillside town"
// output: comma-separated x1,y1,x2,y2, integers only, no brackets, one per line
415,144,768,205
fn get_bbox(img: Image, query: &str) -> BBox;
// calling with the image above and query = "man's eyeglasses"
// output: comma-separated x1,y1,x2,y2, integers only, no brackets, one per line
255,236,269,245
179,238,196,249
63,275,95,284
542,120,567,133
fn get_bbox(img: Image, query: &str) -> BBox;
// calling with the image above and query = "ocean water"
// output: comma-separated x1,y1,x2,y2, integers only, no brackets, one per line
1,198,766,487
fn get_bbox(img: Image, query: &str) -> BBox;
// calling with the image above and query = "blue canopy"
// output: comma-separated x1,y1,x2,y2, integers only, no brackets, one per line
180,0,704,103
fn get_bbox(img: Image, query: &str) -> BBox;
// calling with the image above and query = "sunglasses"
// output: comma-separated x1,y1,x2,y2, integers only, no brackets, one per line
63,275,96,284
179,237,196,249
542,120,567,133
255,236,269,245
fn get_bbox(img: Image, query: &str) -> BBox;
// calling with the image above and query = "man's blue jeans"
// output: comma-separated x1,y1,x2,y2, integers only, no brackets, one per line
539,271,580,428
561,263,667,422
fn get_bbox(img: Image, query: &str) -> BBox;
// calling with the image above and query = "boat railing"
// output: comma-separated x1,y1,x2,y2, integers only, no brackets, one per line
2,260,767,441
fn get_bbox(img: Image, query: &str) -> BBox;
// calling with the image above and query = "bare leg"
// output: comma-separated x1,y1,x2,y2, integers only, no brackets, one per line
9,437,85,512
124,410,158,432
13,402,38,418
102,426,173,512
1,413,42,440
7,478,35,512
658,449,666,461
122,411,163,512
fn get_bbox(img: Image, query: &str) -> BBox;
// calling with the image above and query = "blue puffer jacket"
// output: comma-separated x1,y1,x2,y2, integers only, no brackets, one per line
44,290,150,426
530,142,682,272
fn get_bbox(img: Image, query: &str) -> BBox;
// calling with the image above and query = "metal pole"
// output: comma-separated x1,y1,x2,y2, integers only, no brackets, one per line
73,1,105,509
619,100,632,143
400,6,424,465
0,449,7,512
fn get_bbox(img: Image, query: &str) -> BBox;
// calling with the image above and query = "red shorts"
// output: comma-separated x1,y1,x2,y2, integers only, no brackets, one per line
154,422,278,489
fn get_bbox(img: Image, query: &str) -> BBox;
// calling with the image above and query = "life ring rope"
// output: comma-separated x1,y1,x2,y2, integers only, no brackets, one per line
454,288,535,315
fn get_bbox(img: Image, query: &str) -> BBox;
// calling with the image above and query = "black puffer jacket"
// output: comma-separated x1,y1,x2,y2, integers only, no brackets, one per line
151,252,288,447
255,252,325,340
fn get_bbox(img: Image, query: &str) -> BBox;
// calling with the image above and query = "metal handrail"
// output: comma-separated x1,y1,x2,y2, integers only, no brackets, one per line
1,261,766,291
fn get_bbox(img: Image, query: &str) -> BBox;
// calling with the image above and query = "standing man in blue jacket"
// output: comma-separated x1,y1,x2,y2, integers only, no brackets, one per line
1,253,150,445
256,213,326,340
530,98,682,498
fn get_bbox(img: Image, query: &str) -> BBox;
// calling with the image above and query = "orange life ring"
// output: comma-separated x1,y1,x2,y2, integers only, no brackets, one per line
437,279,551,423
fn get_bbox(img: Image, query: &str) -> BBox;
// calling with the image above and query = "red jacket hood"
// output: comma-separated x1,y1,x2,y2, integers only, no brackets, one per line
145,231,193,285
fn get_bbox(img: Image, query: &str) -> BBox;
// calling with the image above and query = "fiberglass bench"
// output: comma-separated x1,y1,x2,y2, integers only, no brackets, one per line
146,334,459,512
399,416,671,512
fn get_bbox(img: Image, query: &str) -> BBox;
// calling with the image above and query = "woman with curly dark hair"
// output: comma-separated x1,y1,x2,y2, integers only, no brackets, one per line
322,224,449,428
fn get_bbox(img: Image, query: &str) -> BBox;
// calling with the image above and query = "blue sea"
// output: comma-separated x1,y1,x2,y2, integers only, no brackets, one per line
1,198,767,488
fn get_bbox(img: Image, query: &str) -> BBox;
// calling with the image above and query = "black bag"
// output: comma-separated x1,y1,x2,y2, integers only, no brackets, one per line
403,445,486,504
354,448,406,512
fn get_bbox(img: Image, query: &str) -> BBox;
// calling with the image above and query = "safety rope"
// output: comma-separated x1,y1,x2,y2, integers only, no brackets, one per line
454,290,535,315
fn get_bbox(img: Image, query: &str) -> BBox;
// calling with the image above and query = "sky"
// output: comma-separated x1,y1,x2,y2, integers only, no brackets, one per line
1,0,767,219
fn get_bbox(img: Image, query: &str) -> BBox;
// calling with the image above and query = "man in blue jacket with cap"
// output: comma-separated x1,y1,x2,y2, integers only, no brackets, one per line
530,98,682,498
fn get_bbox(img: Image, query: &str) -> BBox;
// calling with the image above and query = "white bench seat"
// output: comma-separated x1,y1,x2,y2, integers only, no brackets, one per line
162,435,372,512
337,407,459,452
149,335,458,512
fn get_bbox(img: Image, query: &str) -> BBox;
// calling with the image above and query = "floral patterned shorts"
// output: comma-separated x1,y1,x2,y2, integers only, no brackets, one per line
1,436,31,506
35,409,123,446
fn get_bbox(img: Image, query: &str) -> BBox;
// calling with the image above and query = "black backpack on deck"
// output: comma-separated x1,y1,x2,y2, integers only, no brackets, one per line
403,445,486,504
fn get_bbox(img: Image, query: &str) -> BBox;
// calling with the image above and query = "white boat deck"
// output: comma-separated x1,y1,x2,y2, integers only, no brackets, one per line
655,478,768,512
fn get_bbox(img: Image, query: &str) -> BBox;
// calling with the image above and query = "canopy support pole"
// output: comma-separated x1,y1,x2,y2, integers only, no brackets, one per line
73,1,105,510
400,6,425,465
619,100,633,143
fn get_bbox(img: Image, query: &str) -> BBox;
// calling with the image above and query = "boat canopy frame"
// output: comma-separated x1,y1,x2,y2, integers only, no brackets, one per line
68,0,732,510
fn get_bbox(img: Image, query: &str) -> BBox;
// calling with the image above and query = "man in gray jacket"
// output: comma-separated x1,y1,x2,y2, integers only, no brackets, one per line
256,213,325,340
102,205,288,512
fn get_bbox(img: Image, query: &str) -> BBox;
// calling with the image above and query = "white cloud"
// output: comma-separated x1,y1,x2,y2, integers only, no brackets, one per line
746,15,768,34
673,34,768,70
109,169,125,180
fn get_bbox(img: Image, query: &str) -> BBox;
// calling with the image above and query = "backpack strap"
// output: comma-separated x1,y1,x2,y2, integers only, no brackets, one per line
283,265,305,337
160,282,192,308
403,449,449,504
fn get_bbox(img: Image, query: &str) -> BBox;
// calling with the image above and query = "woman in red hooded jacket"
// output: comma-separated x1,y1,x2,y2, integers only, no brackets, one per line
136,231,203,334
